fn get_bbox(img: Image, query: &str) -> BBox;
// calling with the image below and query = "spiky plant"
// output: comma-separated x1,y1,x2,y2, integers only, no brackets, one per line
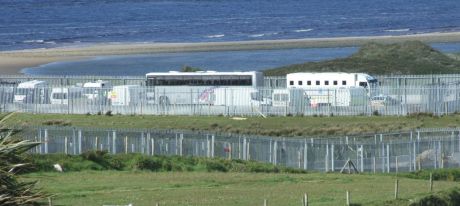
0,113,45,205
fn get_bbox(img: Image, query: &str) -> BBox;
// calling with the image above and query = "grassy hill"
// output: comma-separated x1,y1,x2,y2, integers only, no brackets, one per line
264,41,460,76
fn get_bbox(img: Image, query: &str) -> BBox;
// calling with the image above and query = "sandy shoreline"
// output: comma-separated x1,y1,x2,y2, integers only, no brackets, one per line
1,31,460,75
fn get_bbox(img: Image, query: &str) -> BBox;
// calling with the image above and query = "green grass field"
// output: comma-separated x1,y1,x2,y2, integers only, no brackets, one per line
24,171,458,206
3,113,460,137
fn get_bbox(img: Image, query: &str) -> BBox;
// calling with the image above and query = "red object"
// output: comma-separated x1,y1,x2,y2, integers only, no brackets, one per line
224,147,231,153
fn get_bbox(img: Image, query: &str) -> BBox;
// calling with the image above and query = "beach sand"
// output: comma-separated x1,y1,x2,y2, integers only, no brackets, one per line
1,31,460,75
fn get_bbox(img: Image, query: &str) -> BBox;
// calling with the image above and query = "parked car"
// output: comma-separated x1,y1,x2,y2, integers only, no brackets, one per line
370,95,400,107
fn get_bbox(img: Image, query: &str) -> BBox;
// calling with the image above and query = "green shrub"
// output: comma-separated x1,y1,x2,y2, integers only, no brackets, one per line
134,156,162,171
27,152,309,174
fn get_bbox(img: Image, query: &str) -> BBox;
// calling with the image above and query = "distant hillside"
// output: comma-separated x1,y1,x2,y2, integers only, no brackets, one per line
263,41,460,76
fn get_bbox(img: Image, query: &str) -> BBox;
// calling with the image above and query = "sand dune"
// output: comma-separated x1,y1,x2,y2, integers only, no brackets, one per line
1,31,460,75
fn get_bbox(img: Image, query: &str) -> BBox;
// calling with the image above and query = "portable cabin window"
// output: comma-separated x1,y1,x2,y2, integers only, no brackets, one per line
289,81,294,86
324,80,329,85
315,81,320,85
298,81,303,86
333,80,338,85
359,82,368,87
342,80,347,86
307,81,311,85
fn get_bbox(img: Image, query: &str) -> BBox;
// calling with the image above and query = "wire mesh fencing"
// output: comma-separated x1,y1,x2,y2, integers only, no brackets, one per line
21,127,460,173
1,84,460,116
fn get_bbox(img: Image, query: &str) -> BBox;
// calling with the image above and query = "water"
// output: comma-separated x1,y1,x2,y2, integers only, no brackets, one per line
23,42,460,76
1,0,460,51
3,0,460,75
22,47,359,75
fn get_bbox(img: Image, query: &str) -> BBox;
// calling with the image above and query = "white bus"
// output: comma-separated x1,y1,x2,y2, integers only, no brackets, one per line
283,72,377,106
286,72,378,89
145,71,264,105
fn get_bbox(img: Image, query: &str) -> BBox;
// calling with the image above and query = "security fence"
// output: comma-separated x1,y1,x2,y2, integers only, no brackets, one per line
3,74,460,88
22,127,460,173
1,84,460,116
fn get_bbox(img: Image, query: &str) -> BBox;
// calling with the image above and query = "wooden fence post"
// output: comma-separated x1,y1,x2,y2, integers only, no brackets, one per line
346,190,350,206
303,193,308,206
394,179,399,199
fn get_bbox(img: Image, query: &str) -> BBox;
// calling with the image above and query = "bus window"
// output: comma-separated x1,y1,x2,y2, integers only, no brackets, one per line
359,82,368,87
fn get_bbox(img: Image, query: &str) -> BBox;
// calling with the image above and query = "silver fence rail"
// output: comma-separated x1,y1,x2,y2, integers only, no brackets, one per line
1,84,460,116
22,127,460,173
3,74,460,88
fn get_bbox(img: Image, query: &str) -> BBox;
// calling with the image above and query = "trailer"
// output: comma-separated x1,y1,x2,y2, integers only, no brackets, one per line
50,87,84,105
307,87,368,107
213,87,266,106
108,85,145,106
13,80,49,104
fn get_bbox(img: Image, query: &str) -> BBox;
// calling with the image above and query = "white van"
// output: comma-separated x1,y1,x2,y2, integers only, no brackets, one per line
82,80,112,101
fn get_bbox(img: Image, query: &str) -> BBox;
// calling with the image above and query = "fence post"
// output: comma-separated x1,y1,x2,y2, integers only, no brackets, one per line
180,133,184,156
269,139,272,163
395,156,399,174
346,190,350,206
331,144,334,172
112,130,116,154
325,143,329,172
413,141,417,171
263,199,268,206
64,136,68,154
273,141,277,165
78,130,82,154
395,179,399,199
303,193,308,206
95,136,98,151
211,135,215,158
44,129,48,154
434,139,438,169
247,140,250,160
430,173,433,192
228,143,232,160
125,136,128,154
381,143,385,173
175,133,178,155
207,135,211,158
151,138,155,155
439,141,443,169
360,145,364,172
304,139,308,170
243,138,247,160
373,156,376,174
386,144,390,173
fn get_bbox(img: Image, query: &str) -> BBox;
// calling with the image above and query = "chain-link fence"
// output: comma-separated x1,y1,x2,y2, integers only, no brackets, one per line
1,84,460,116
21,127,460,173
